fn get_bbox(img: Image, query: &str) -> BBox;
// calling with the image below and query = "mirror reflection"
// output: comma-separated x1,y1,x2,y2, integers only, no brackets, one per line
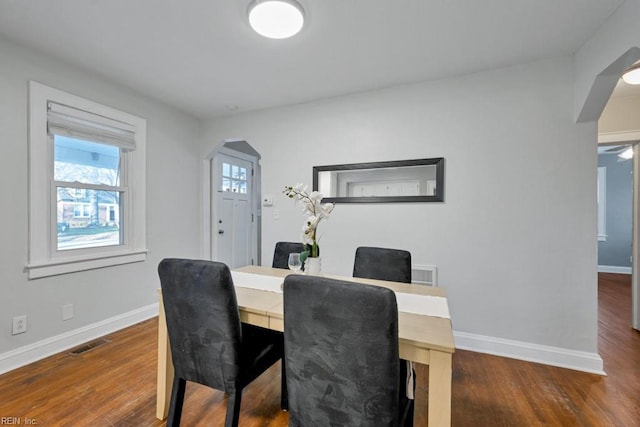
313,158,444,203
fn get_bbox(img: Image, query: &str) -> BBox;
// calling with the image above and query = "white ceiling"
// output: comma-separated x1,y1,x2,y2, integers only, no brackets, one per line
0,0,632,119
613,76,640,98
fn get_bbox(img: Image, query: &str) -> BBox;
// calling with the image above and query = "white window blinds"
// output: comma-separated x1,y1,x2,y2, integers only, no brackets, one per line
47,102,137,151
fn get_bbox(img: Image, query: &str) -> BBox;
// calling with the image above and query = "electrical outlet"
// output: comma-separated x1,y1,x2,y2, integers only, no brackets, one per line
12,315,27,335
62,304,74,321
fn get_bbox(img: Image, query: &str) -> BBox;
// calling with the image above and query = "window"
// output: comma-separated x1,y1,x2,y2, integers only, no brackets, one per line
221,161,248,194
73,204,92,218
28,81,147,278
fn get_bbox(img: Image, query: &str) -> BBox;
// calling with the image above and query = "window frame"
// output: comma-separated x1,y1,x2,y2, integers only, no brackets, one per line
27,81,147,279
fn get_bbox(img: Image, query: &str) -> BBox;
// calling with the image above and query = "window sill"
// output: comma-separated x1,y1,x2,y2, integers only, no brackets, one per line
26,249,148,279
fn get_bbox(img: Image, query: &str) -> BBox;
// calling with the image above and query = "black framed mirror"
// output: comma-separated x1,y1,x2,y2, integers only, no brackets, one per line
313,157,444,203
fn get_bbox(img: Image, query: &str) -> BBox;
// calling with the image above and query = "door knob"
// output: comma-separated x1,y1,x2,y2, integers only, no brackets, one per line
218,230,225,235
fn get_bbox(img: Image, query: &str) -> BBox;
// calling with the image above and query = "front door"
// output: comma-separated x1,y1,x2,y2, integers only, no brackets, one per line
214,152,254,268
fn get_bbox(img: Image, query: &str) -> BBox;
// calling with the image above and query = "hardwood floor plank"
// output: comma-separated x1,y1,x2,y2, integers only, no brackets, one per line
1,273,639,425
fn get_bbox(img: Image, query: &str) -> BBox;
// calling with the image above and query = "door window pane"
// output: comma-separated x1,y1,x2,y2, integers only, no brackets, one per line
219,159,249,194
222,178,231,192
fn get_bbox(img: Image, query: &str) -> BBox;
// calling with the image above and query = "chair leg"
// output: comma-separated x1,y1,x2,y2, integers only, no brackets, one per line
167,377,187,427
399,361,415,427
225,389,242,427
402,400,415,427
281,358,288,410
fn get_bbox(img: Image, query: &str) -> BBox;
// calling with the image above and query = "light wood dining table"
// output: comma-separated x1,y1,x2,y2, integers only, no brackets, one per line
156,265,455,426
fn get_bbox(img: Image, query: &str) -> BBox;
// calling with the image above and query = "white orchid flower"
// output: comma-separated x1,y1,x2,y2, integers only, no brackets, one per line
305,215,319,229
319,203,334,218
284,183,335,258
301,232,314,245
309,191,323,201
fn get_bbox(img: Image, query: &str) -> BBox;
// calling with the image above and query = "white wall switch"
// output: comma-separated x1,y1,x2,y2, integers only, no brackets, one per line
273,209,280,220
263,195,274,206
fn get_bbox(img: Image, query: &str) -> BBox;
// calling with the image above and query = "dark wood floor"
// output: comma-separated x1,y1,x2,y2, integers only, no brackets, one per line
1,273,639,426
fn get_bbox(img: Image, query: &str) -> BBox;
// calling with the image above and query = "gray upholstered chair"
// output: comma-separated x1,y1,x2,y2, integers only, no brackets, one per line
158,258,285,427
353,246,415,426
272,241,305,269
353,246,412,283
283,274,413,426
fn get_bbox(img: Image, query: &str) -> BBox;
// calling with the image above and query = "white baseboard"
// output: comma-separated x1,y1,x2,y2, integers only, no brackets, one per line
0,303,159,375
454,330,605,375
598,265,632,274
0,304,606,377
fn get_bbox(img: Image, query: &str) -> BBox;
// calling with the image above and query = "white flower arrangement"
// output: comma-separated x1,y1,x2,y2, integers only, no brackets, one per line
283,183,335,260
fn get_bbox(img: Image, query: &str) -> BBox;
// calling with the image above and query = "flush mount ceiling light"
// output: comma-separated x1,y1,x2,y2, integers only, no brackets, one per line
619,147,634,160
622,62,640,85
248,0,305,39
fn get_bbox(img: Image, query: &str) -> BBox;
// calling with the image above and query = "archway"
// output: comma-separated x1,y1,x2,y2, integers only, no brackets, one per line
577,48,640,330
202,140,262,267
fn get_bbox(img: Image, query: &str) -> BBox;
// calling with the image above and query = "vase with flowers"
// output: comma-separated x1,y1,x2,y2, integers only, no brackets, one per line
283,183,334,274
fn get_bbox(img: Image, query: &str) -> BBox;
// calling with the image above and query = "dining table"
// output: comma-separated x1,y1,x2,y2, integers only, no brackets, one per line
156,265,455,426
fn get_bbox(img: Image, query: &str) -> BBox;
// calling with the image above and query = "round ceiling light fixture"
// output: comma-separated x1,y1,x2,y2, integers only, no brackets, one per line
622,62,640,85
248,0,305,39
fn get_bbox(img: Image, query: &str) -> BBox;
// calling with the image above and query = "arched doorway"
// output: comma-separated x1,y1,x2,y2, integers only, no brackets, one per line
203,140,262,267
578,48,640,330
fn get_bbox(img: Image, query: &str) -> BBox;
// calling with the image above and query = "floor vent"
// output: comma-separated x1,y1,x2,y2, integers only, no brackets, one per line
69,338,110,355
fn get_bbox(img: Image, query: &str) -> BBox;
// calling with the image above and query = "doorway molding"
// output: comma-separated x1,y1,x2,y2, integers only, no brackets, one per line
598,130,640,144
585,46,640,330
597,138,638,327
202,140,262,266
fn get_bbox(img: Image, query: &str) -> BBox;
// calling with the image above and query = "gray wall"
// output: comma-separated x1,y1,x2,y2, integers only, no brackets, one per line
202,56,600,360
598,153,633,268
0,36,203,357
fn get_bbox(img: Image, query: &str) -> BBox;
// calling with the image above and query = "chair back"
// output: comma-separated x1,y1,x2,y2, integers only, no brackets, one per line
284,275,400,426
272,241,305,269
158,258,241,392
353,246,412,283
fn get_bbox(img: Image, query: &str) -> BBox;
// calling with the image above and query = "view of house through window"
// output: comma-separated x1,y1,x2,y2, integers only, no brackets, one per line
54,135,123,250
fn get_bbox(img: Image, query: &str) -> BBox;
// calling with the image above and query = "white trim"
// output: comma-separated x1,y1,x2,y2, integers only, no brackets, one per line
0,307,606,376
212,151,257,266
27,250,148,279
598,130,640,144
634,144,640,330
598,265,632,274
27,81,147,278
453,330,605,375
0,303,158,375
202,157,212,260
204,141,261,266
